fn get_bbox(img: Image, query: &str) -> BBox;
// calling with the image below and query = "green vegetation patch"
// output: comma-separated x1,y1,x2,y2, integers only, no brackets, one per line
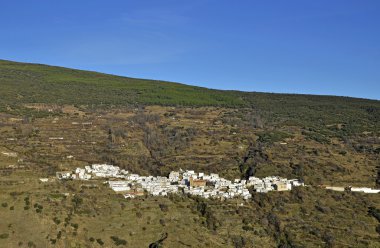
257,131,293,144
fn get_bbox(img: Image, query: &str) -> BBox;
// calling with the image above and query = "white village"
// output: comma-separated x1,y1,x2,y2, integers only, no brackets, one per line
55,164,307,200
54,164,380,199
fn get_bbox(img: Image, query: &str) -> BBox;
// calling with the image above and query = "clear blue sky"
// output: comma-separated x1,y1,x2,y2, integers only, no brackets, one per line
1,0,379,100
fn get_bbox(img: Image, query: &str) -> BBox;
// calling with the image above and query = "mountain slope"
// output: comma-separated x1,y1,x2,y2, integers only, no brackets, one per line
1,59,379,135
0,59,245,107
0,59,380,247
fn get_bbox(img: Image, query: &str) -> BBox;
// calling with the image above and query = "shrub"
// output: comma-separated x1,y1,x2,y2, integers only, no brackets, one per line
27,241,36,248
53,217,61,225
0,233,9,239
368,207,380,222
230,235,246,248
322,232,335,248
110,236,127,246
242,225,254,231
158,203,168,212
159,219,166,226
72,195,83,210
96,239,104,246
